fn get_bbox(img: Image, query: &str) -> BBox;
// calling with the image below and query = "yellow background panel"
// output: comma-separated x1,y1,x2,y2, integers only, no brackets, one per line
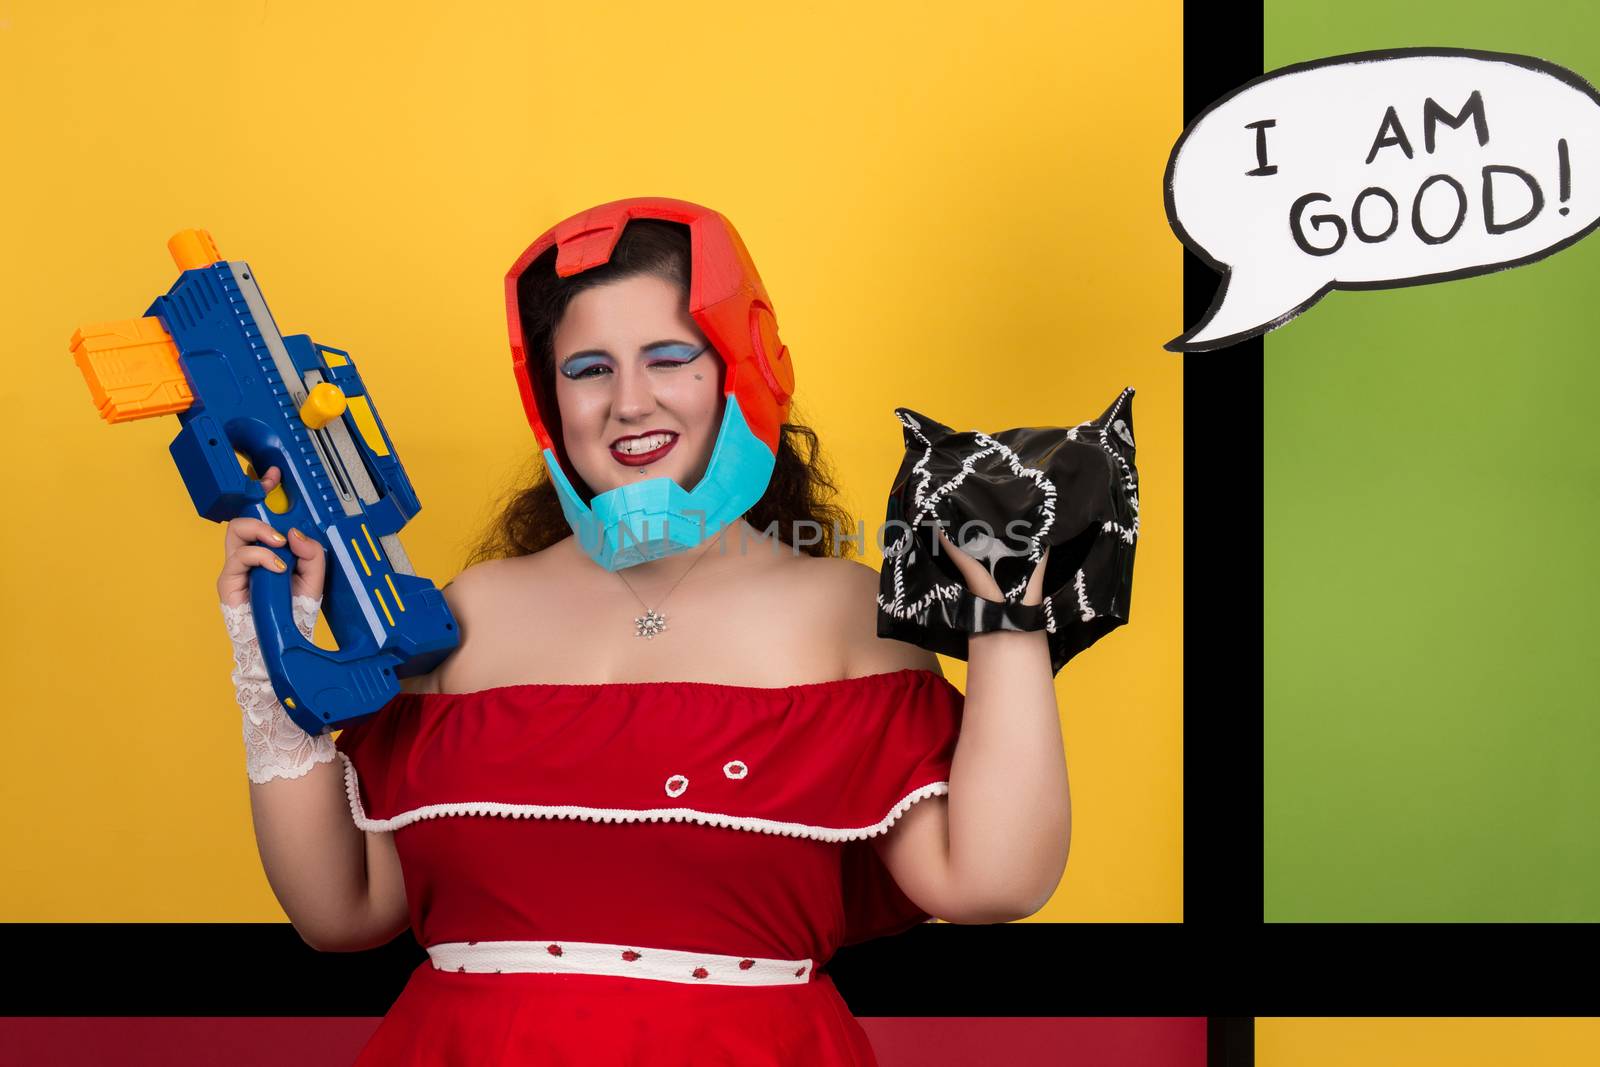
1259,1018,1600,1066
0,0,1181,921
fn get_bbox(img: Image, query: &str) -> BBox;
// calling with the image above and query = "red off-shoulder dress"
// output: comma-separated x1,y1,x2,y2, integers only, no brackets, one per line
331,667,965,1066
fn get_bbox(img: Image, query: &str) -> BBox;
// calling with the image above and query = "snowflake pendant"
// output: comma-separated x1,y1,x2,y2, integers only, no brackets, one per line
634,609,668,639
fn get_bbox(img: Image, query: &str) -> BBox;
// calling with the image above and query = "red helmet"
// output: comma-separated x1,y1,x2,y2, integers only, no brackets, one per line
504,196,795,492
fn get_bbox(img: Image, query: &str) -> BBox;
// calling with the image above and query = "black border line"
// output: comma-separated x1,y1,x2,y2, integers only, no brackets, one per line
1183,1,1264,932
1209,1017,1255,1067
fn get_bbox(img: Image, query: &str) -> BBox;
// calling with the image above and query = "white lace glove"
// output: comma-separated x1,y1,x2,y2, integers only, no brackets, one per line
219,595,337,784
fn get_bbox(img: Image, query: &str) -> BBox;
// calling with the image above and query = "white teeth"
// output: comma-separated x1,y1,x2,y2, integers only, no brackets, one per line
613,433,675,455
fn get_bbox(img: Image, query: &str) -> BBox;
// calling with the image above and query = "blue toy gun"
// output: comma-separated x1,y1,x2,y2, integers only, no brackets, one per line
69,228,459,736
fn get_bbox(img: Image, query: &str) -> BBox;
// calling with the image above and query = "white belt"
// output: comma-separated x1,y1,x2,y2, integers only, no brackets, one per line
426,939,817,987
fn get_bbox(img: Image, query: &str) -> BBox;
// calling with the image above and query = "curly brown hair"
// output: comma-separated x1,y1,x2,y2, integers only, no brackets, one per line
461,218,860,570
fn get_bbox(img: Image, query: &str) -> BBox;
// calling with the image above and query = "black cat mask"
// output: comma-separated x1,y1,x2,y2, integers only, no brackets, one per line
876,387,1140,676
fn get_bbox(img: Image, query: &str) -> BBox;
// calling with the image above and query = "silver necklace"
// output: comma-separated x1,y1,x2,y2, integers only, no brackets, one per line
613,532,724,638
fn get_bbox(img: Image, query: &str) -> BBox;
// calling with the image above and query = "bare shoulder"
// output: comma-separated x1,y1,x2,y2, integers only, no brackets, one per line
802,554,942,680
448,543,572,603
437,555,516,623
443,553,523,594
394,554,528,695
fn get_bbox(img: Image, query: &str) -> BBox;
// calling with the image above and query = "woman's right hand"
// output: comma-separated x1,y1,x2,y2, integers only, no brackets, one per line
217,465,328,608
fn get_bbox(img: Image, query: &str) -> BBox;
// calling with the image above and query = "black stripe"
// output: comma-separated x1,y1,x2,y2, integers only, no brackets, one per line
1184,0,1264,930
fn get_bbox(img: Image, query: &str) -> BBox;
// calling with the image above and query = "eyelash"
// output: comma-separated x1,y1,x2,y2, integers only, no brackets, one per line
568,350,701,380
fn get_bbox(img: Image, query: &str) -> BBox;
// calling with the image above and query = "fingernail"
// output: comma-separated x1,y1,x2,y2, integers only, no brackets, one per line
288,528,303,541
270,557,288,571
269,532,286,545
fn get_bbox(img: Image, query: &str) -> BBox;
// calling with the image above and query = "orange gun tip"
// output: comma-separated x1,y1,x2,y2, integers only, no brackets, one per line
168,228,222,271
69,230,221,424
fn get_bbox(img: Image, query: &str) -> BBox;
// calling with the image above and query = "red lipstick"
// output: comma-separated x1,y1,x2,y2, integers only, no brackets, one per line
610,433,678,466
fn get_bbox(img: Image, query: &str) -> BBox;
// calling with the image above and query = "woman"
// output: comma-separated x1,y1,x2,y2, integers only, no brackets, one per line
219,197,1069,1065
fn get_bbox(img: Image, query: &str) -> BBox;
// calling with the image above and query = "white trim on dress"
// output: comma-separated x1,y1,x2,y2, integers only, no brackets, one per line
426,938,816,986
337,751,948,840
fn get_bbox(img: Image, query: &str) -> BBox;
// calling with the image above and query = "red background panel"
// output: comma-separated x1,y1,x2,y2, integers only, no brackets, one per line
0,1016,1208,1066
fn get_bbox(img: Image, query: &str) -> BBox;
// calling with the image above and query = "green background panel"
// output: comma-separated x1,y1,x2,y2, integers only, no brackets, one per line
1264,4,1600,919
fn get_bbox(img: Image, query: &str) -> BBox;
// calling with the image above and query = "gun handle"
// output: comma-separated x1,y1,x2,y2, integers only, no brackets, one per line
248,561,403,736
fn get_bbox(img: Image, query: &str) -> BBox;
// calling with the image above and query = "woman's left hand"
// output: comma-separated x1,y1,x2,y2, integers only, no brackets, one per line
936,528,1050,607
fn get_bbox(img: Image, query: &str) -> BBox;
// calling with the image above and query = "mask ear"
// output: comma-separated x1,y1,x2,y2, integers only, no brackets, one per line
876,389,1140,676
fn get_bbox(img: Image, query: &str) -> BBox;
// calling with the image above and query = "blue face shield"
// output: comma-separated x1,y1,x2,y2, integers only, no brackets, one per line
548,394,776,571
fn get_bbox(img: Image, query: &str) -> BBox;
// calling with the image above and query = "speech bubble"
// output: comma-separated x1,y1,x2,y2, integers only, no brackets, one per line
1164,47,1600,352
